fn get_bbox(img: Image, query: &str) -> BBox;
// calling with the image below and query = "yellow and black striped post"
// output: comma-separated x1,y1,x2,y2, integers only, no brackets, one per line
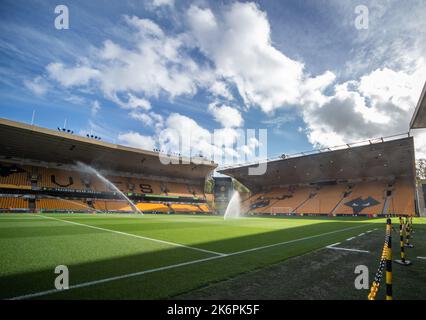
395,216,412,266
385,218,392,300
368,217,392,300
405,217,414,248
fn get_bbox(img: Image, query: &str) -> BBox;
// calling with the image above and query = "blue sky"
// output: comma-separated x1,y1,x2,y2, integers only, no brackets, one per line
1,0,426,164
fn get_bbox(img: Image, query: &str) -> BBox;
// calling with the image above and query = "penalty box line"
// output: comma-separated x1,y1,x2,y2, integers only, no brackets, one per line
9,223,371,300
38,215,226,257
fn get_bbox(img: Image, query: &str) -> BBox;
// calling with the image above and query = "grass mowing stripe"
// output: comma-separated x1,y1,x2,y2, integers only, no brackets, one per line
10,255,222,300
9,222,371,300
39,215,226,257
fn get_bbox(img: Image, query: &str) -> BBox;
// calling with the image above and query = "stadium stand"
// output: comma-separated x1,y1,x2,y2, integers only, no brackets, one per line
136,202,170,212
93,200,133,212
0,162,31,188
198,204,211,212
0,197,28,209
386,179,416,215
0,118,215,214
219,135,417,216
171,203,202,213
0,118,418,216
36,198,89,211
296,184,347,214
335,181,387,215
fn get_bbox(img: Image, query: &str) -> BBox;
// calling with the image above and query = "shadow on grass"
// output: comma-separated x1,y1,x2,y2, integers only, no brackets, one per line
0,218,381,299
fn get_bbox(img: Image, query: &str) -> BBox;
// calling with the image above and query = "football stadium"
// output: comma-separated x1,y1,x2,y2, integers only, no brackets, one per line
1,1,426,308
1,87,426,300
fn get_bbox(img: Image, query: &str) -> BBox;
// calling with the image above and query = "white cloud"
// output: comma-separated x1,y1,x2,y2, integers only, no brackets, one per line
91,100,101,116
46,62,99,87
38,3,334,118
125,15,165,38
187,3,333,113
152,0,174,8
127,94,151,110
32,1,425,161
158,113,212,156
130,110,164,131
24,76,49,96
42,3,334,112
209,81,233,100
155,113,258,165
118,131,156,150
208,103,243,128
412,130,426,159
44,16,216,109
302,59,426,157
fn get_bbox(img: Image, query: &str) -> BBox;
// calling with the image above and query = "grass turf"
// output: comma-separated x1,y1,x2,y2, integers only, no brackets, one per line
0,213,421,299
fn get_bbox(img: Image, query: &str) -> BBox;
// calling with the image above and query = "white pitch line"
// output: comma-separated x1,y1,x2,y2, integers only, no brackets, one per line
9,255,222,300
327,242,341,247
326,246,370,253
326,240,369,253
417,257,426,260
346,237,356,241
38,215,225,257
8,223,371,300
358,233,366,237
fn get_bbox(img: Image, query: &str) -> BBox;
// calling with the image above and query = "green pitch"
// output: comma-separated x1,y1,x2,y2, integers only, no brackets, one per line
0,213,419,299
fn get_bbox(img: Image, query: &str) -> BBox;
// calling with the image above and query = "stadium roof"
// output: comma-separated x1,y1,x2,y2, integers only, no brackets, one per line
0,118,216,180
218,135,415,191
410,80,426,129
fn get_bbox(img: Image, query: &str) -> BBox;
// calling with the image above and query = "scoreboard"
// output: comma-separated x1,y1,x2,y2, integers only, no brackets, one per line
213,177,234,213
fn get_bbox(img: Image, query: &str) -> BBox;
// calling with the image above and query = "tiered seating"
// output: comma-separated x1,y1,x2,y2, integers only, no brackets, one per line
199,204,211,212
387,179,416,215
36,198,88,210
166,182,192,197
37,167,87,190
0,163,31,188
31,166,199,197
136,202,170,212
0,162,207,213
171,203,202,212
0,197,28,209
91,200,207,213
241,193,258,213
93,200,107,211
129,178,162,194
189,185,204,197
336,181,386,215
93,200,134,211
243,180,407,216
106,176,131,193
296,184,346,214
86,175,108,192
253,187,313,214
